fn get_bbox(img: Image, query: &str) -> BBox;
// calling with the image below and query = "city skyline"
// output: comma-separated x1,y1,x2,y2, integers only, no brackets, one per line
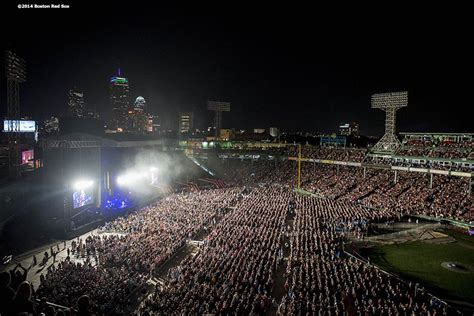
1,3,472,135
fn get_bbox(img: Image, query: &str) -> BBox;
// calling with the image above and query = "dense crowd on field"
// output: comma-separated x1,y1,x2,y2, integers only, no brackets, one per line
139,187,446,315
281,195,446,315
1,155,471,315
140,186,290,314
1,189,239,315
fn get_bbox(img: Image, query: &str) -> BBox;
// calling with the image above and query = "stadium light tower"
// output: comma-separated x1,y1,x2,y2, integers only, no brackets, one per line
207,101,231,138
5,50,27,179
371,91,408,152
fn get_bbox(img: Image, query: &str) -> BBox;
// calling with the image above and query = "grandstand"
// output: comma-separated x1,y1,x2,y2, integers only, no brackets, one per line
369,132,474,172
1,138,472,315
1,127,473,315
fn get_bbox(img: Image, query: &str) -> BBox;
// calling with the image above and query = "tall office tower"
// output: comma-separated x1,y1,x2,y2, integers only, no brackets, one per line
178,112,193,134
147,114,161,133
131,96,148,133
110,69,130,131
134,96,146,111
67,88,85,118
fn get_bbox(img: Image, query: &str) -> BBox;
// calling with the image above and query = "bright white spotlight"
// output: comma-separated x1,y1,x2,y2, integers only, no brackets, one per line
149,167,157,172
117,176,125,185
73,180,93,190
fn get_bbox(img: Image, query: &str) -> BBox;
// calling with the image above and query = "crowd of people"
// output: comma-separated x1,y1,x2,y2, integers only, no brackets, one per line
281,195,445,315
140,185,290,314
205,156,294,187
402,138,473,149
207,158,472,222
294,163,472,222
214,143,472,171
287,143,472,171
139,186,444,315
287,145,367,162
396,147,472,160
2,153,472,315
397,138,473,161
2,189,240,315
136,180,450,315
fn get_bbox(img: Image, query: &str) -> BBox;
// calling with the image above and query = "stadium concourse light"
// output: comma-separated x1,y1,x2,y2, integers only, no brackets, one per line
73,180,93,190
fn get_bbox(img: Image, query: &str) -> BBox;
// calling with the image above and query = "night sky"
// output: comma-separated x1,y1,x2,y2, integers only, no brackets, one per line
1,2,472,135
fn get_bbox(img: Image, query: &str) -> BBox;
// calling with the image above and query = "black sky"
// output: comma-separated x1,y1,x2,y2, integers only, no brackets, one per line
1,2,472,135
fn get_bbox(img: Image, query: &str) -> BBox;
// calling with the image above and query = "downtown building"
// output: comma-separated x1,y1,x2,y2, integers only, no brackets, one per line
178,112,193,135
339,122,359,137
67,88,85,118
130,96,148,133
110,71,130,131
147,114,161,133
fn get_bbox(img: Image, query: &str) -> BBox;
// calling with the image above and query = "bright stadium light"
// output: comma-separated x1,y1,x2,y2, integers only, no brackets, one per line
371,91,408,153
73,180,93,190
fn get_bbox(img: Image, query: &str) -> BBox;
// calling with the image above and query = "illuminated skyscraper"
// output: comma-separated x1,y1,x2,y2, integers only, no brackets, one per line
110,69,130,131
147,114,161,133
179,112,193,134
130,96,148,133
67,88,85,118
134,96,146,111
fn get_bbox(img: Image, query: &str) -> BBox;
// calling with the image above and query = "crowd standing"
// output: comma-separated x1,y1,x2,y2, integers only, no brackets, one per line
2,152,471,315
2,189,239,315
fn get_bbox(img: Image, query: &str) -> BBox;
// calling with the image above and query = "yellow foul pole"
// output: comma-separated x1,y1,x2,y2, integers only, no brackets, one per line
297,144,301,190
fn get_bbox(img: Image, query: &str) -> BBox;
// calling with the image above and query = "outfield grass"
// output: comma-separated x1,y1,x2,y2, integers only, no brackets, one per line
365,229,474,303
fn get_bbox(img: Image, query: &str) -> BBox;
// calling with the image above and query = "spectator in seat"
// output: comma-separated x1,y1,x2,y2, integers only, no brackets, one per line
77,295,92,316
0,271,15,315
11,281,36,315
